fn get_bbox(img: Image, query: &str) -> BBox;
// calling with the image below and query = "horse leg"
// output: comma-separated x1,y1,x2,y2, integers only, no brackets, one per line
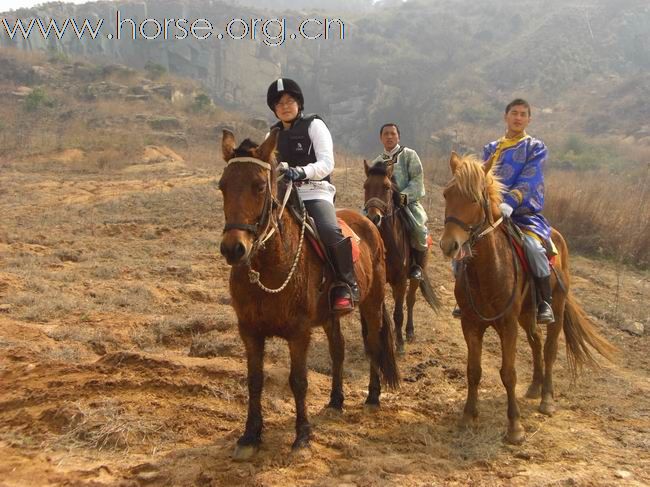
405,277,418,342
391,281,407,354
498,322,525,444
360,303,383,409
540,292,566,416
323,317,345,410
288,332,312,450
233,332,265,461
523,312,544,399
460,321,485,428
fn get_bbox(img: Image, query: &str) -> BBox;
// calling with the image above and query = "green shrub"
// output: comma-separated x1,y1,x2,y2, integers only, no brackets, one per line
24,87,54,112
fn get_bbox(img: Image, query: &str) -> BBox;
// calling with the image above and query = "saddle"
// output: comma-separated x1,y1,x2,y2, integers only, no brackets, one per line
281,181,361,266
502,220,566,312
502,221,556,275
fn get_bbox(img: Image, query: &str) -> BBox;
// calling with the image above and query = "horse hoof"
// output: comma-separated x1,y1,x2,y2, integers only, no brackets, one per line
458,415,477,430
324,403,344,416
406,333,415,343
326,402,343,411
525,384,542,399
539,401,556,416
364,402,380,413
290,444,312,462
232,444,259,462
505,426,526,445
396,343,405,355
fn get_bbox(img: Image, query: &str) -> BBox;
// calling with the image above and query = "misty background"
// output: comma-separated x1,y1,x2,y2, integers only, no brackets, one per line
1,0,649,161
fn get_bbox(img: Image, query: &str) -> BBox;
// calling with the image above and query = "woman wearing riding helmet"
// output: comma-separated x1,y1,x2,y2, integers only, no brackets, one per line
266,78,359,311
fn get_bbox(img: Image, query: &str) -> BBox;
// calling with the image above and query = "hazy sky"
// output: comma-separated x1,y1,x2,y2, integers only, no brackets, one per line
3,0,91,10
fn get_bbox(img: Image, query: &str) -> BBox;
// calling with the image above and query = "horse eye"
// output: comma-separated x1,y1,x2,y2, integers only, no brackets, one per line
384,185,391,191
255,183,266,193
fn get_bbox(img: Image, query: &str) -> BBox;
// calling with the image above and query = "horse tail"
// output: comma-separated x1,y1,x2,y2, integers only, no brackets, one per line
378,303,400,389
419,270,442,312
563,293,617,377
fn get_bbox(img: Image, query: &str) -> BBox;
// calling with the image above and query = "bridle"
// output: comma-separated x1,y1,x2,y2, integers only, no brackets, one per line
444,184,519,322
363,196,395,221
222,157,278,244
221,156,307,293
444,185,505,250
363,159,399,222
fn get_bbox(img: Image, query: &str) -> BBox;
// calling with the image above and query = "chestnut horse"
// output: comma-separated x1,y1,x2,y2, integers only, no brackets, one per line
218,129,399,460
439,152,616,444
363,159,441,353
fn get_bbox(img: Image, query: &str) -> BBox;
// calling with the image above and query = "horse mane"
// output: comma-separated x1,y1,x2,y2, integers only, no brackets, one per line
229,137,279,185
368,160,390,176
233,138,259,157
450,154,504,207
368,160,400,196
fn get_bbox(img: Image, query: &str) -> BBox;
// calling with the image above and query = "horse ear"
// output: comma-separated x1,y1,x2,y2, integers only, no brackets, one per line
364,159,370,176
222,129,236,162
450,151,462,174
255,127,280,163
483,153,495,175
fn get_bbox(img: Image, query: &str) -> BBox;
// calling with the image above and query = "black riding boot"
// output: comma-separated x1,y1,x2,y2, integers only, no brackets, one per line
328,237,360,311
409,249,427,280
535,275,555,324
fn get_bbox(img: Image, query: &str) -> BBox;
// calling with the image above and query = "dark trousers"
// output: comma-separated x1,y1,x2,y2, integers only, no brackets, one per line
304,199,345,247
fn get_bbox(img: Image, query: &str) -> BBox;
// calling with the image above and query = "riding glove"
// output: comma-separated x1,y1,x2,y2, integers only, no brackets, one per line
499,202,514,218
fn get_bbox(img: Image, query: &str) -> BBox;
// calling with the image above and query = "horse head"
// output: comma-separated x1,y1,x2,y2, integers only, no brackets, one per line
439,151,502,260
218,128,280,265
363,159,396,228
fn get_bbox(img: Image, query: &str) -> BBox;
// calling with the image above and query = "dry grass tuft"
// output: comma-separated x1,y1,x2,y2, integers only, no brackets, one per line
52,399,169,452
545,167,649,269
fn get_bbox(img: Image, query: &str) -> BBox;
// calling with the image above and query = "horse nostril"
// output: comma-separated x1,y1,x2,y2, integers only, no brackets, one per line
452,241,459,253
234,242,246,259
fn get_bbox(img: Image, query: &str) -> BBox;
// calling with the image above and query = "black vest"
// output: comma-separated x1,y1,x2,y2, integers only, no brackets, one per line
272,114,330,182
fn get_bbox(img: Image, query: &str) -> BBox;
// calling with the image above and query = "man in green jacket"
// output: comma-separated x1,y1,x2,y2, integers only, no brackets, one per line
370,123,429,279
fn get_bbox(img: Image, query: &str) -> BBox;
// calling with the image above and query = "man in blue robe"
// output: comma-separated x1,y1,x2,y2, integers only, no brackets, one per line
483,99,554,324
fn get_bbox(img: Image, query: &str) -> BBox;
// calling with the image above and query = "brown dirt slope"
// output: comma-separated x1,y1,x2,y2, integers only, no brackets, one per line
0,152,648,486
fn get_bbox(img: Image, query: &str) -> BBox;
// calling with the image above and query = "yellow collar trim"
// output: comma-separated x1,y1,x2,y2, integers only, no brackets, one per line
491,131,530,165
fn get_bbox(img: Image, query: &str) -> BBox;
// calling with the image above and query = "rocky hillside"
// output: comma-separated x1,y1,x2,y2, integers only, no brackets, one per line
2,0,649,154
0,46,267,172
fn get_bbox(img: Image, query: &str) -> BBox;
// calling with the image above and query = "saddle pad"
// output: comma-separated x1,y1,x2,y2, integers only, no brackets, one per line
508,233,556,275
339,218,361,263
307,218,361,264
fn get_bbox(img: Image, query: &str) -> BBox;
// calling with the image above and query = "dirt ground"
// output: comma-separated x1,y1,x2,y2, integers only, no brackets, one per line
0,154,648,486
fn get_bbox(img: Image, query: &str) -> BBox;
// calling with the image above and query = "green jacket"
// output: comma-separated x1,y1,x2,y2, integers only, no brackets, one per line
372,146,429,250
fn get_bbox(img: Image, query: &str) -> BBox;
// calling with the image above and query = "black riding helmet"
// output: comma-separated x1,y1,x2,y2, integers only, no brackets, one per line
267,78,304,112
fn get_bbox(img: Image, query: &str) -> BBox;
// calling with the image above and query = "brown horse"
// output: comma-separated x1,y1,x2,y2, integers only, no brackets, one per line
218,129,399,460
439,152,616,444
363,159,441,352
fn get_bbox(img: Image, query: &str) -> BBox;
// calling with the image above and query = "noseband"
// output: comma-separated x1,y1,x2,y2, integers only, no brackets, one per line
444,188,503,249
221,157,279,246
363,196,392,217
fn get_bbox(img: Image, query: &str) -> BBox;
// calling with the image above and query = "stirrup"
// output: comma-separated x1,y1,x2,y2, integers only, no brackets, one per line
330,283,356,311
537,302,555,324
409,265,423,281
452,305,461,319
333,296,354,311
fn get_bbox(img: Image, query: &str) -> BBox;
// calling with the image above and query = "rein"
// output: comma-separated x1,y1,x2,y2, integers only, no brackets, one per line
222,156,307,293
364,188,406,268
445,189,517,322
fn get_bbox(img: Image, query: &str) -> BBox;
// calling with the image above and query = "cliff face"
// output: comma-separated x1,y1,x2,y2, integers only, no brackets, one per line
1,1,295,115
